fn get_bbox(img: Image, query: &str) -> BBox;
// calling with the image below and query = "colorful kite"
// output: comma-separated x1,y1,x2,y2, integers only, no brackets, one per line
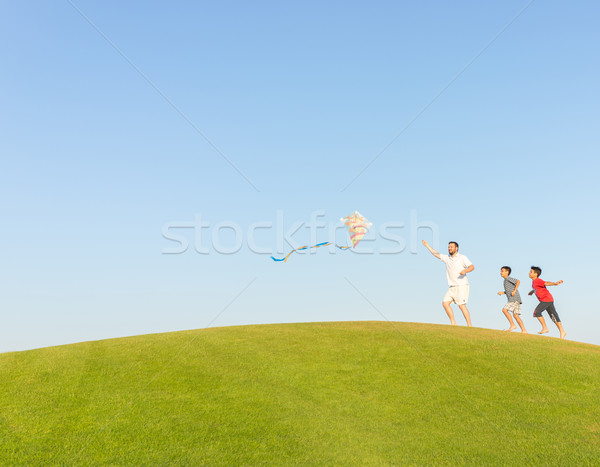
340,211,373,248
271,211,372,262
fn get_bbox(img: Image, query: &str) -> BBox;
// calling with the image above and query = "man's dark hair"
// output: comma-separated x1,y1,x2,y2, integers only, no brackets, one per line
531,266,542,277
449,241,459,249
501,266,512,275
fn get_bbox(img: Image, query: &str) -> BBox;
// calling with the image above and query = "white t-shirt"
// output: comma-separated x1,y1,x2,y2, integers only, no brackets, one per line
439,253,473,286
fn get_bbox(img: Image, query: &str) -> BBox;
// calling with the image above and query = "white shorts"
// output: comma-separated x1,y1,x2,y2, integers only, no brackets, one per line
443,285,470,305
503,301,521,315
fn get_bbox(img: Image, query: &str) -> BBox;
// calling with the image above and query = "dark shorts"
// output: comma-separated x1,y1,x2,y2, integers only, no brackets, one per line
533,301,561,323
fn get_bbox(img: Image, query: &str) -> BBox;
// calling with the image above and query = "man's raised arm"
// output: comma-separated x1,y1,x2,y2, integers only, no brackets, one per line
422,240,441,259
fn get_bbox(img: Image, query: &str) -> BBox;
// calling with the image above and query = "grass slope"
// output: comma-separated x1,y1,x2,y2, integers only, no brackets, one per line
1,322,599,465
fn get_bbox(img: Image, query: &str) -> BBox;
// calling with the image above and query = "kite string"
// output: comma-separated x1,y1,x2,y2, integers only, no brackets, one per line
271,242,350,262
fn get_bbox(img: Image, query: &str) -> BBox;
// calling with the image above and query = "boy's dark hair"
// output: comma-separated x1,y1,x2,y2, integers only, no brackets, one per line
501,266,512,275
449,241,459,249
531,266,542,277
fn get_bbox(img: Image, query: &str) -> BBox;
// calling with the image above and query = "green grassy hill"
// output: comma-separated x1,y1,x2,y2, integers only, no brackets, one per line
1,322,599,465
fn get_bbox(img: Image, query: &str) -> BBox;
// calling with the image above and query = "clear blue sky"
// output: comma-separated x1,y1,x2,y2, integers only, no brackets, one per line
1,1,598,352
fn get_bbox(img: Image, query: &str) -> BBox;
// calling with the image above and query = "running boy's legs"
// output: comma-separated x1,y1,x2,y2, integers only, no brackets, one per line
506,302,526,333
546,303,567,339
536,316,549,334
534,302,551,334
502,307,517,331
534,302,565,338
513,313,527,333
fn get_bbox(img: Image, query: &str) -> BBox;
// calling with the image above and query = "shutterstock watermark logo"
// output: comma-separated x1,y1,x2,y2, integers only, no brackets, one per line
161,210,439,256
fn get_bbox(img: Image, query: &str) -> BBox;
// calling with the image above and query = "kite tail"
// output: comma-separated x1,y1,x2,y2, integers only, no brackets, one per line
271,242,350,262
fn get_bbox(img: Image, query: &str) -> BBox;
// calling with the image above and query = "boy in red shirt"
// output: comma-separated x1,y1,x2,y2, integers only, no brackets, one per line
528,266,566,339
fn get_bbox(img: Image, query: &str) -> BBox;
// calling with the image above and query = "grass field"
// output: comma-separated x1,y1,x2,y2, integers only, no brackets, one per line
1,321,599,465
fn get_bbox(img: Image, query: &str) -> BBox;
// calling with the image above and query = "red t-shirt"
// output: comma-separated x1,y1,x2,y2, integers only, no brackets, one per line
532,278,553,302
